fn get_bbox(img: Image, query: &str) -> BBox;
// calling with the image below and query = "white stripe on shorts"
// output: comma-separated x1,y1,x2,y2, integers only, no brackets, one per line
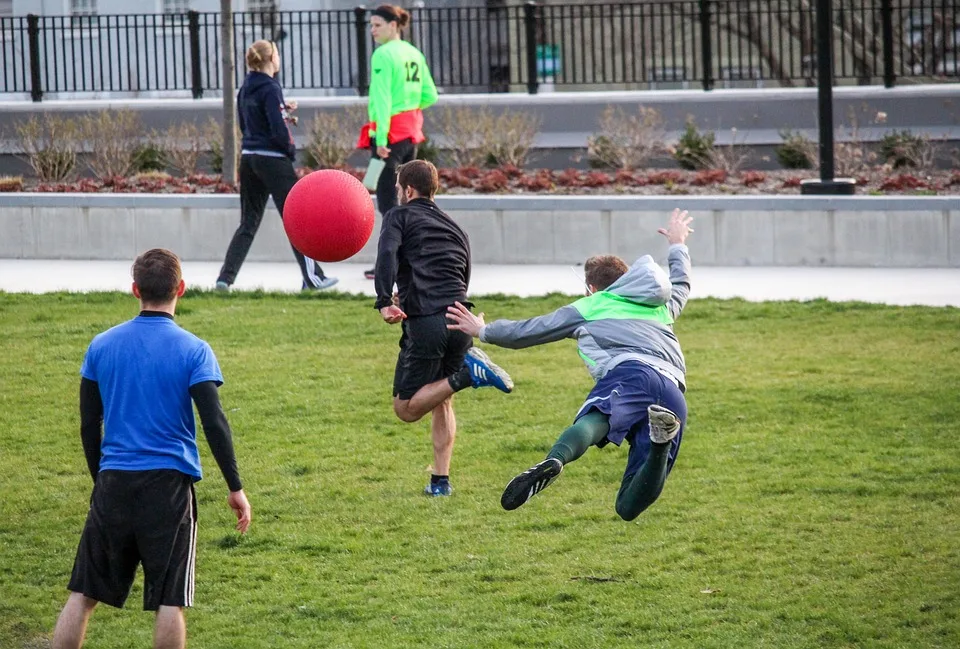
184,494,198,607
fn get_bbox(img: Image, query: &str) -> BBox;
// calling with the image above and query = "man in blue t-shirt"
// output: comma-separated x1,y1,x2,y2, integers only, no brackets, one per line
52,249,251,649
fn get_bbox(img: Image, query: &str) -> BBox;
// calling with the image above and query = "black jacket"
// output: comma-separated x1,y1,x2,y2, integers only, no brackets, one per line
237,71,296,160
374,198,471,317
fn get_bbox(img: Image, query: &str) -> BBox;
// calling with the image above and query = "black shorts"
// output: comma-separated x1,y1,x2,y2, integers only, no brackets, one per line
67,469,198,610
394,311,473,400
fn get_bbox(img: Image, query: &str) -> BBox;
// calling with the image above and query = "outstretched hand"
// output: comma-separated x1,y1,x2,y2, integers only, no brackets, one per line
446,301,485,338
657,208,694,245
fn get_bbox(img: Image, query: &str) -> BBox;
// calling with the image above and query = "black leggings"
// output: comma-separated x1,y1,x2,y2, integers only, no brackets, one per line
371,138,418,214
218,154,327,287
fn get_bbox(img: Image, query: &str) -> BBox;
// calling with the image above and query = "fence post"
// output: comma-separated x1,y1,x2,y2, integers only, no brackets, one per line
523,2,539,94
188,11,203,99
354,7,369,97
699,0,714,91
880,0,895,88
27,14,43,102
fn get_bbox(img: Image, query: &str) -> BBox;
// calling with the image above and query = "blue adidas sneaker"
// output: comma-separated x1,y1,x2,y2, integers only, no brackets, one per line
424,481,453,497
464,347,514,393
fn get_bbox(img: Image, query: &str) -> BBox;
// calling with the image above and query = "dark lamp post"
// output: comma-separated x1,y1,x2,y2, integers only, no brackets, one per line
800,0,856,195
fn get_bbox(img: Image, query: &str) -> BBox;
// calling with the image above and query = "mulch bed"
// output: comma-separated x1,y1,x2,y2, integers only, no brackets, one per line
4,167,958,195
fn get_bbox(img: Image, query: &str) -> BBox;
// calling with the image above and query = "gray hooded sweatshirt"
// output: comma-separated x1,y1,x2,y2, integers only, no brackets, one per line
479,244,691,389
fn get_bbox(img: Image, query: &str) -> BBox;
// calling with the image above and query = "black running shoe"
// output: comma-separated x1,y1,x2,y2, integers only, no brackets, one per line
364,268,376,280
500,458,563,511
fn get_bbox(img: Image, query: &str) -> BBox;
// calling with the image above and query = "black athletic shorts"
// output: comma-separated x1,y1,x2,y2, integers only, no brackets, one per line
67,469,198,610
394,311,473,400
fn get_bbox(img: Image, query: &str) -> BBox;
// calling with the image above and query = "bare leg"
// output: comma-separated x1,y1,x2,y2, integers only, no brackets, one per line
430,398,456,476
153,606,186,649
393,378,455,423
52,592,97,649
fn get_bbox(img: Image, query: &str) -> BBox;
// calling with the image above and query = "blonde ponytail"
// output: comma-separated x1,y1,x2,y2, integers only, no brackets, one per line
246,40,275,72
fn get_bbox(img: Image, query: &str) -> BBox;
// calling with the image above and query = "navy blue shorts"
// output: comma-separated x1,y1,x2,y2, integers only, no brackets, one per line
575,361,686,479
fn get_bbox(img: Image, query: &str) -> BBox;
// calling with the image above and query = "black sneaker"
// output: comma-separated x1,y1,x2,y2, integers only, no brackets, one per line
364,268,376,280
500,458,563,511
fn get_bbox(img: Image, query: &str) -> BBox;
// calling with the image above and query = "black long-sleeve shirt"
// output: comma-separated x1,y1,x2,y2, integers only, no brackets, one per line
374,198,471,317
80,378,243,492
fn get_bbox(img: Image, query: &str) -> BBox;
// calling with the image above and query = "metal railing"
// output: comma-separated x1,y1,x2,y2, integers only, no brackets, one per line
1,0,957,101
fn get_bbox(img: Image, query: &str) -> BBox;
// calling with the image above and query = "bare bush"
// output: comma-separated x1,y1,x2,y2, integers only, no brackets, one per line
433,105,495,168
479,110,541,168
303,106,366,169
205,117,241,175
14,114,80,182
834,106,882,177
587,105,665,170
709,128,751,175
79,110,144,179
165,121,206,176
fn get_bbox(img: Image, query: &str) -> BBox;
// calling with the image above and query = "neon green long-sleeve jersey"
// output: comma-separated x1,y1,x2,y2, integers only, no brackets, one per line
368,39,438,147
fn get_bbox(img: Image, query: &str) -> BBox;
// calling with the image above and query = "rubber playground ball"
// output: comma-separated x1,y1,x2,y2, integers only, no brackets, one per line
282,170,375,263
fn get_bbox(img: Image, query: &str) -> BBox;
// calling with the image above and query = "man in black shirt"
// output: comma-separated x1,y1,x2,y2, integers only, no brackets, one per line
374,160,513,497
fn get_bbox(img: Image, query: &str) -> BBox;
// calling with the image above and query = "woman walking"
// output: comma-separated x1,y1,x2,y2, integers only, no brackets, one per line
216,40,337,291
359,5,438,279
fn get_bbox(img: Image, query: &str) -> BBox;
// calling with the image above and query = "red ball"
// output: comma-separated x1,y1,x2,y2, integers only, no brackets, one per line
282,170,375,262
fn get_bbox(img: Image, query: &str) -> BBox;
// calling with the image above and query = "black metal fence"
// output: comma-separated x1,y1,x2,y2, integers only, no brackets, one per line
1,1,957,101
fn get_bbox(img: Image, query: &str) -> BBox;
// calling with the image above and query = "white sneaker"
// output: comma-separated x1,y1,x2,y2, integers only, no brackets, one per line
648,405,680,444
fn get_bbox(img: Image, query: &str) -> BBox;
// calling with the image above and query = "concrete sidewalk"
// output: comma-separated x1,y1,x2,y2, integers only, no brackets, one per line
2,260,959,307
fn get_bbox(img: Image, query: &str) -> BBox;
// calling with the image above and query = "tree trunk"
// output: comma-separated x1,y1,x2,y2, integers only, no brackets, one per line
221,0,237,184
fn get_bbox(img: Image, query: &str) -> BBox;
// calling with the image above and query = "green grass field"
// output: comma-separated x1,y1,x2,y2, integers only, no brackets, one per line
1,291,958,649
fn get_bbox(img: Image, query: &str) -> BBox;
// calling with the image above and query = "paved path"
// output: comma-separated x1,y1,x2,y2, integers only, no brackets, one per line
1,260,958,307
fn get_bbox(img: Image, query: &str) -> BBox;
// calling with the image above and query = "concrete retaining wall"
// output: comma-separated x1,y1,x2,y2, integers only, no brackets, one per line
2,194,958,267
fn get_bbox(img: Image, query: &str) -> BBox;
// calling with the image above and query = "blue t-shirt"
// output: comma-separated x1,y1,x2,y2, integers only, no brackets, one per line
80,314,224,480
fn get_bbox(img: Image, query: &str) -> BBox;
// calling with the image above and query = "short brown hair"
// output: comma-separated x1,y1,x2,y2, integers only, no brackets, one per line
132,249,182,303
397,160,440,199
584,255,628,292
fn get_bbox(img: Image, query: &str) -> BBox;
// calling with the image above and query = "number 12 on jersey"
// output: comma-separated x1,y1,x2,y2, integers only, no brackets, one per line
405,61,420,82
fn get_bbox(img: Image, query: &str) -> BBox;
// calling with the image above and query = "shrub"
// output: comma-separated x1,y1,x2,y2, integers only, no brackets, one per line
833,106,882,176
433,106,540,169
709,128,750,174
0,175,24,192
164,121,206,176
740,170,767,186
647,170,684,185
879,130,935,170
416,136,440,164
205,117,240,176
15,114,80,182
879,174,929,191
79,110,144,180
672,119,714,170
586,105,665,170
690,169,727,186
432,106,493,169
480,110,541,168
776,130,816,169
475,169,509,193
132,140,168,173
302,106,365,170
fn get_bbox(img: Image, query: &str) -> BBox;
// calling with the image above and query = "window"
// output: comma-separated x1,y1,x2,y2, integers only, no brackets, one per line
248,0,279,27
70,0,98,26
163,0,190,13
162,0,191,24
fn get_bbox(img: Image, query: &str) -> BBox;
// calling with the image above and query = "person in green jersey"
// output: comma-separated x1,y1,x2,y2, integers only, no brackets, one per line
359,4,439,280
